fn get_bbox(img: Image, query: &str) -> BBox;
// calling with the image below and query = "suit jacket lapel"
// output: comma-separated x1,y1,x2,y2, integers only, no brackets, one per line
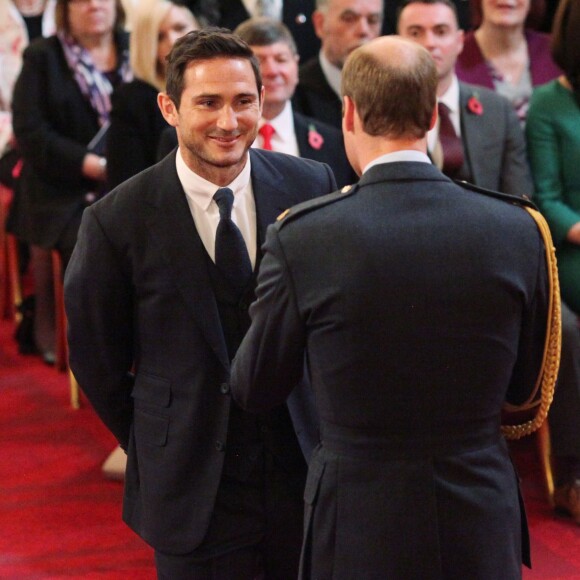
145,153,229,369
249,149,293,240
458,84,479,185
294,114,310,158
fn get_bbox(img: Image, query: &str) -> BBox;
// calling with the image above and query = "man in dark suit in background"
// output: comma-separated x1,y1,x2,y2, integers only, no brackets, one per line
235,17,356,187
218,0,320,62
293,0,383,129
397,0,532,195
231,35,551,578
65,28,336,580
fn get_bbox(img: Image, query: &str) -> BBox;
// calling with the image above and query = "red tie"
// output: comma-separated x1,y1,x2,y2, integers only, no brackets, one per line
259,123,275,151
438,102,464,178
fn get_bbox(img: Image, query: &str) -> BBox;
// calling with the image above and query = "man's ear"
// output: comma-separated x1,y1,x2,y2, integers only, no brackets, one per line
429,103,438,131
157,93,179,127
342,95,356,133
312,10,325,40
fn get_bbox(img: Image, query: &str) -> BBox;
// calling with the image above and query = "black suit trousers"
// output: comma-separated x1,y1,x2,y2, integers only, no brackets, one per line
154,452,305,580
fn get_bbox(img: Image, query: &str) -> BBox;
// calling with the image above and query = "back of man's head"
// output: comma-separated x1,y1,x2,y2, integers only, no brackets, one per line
234,17,298,55
342,36,437,139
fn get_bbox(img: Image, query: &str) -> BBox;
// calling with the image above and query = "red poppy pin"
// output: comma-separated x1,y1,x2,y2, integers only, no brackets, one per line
467,94,483,116
308,124,324,150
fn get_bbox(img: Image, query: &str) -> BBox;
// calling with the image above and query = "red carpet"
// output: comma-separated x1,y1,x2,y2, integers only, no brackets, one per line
0,318,155,579
0,316,579,578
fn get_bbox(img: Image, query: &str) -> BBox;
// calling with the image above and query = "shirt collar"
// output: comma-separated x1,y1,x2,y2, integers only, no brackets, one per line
175,148,252,211
258,100,294,144
439,74,460,114
319,51,343,99
363,150,431,174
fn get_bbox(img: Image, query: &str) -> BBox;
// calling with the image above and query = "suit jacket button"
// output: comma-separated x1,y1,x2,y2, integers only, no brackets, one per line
215,440,225,452
220,382,230,394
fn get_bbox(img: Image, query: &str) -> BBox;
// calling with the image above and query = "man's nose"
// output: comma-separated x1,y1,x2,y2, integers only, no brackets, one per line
217,106,238,130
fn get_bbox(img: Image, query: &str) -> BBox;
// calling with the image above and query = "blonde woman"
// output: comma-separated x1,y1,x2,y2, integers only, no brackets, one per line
106,0,198,189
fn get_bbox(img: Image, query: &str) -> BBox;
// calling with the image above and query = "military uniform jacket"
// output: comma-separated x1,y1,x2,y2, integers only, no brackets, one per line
231,161,548,579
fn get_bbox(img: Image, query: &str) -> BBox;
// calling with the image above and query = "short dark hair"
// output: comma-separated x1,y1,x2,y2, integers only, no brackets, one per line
396,0,459,28
234,17,298,56
165,27,262,107
342,42,437,139
551,0,580,99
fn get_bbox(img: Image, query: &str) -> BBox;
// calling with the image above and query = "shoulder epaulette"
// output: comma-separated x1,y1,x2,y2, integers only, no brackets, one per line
455,180,537,210
275,184,357,227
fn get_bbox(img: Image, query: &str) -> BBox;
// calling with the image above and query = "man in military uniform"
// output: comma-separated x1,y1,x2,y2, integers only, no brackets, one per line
231,36,552,578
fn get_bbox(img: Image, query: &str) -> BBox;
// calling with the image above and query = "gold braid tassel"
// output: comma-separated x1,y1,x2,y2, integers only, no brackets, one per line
501,206,562,440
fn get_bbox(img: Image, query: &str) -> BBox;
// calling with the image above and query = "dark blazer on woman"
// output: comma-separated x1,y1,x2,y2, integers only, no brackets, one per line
107,79,169,190
11,33,129,251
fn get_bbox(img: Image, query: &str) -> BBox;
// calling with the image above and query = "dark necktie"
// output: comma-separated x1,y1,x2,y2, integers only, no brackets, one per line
259,123,275,151
438,102,464,178
213,188,252,289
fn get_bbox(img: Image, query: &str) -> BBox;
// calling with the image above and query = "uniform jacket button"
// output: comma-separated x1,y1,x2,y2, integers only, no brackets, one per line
220,382,230,394
215,440,225,452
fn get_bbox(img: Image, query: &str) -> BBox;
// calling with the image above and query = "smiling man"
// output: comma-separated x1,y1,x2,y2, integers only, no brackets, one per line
64,27,336,580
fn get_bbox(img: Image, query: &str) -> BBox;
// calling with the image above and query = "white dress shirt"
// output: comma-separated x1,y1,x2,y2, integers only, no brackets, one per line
427,74,461,154
253,101,300,156
175,149,257,268
363,150,431,174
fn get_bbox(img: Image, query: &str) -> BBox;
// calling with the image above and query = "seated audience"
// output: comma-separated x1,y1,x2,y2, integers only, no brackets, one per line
456,0,561,124
526,0,580,525
397,0,532,194
11,0,131,364
1,0,55,361
234,17,356,187
107,0,198,190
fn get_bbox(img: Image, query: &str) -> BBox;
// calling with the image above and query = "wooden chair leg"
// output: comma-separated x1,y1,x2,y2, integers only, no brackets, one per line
6,234,22,322
69,368,80,410
0,187,20,322
536,420,555,506
51,250,67,372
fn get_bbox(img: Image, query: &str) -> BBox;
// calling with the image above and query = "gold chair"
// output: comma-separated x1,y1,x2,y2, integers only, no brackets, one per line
0,186,22,322
51,249,80,409
536,420,555,506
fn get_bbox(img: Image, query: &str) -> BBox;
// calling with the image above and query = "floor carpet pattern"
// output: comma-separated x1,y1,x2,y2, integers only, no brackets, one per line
0,317,579,578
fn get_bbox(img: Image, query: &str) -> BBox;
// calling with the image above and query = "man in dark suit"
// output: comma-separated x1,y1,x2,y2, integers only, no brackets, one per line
293,0,384,129
64,29,335,580
235,17,356,187
397,0,532,195
218,0,320,62
231,35,552,578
